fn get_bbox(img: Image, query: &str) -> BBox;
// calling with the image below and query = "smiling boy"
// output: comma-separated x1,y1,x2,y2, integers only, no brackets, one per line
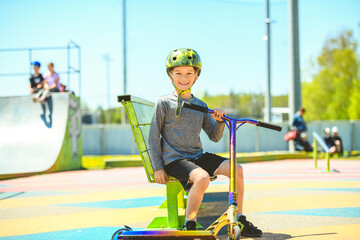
149,48,262,237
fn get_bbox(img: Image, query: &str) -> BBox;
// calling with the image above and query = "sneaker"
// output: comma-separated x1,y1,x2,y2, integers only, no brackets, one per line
182,220,197,231
238,215,262,237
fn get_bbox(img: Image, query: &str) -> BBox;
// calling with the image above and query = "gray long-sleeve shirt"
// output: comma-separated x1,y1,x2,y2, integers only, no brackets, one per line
149,92,225,171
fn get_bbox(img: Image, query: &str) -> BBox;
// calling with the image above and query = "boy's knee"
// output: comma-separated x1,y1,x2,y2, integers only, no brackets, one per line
191,169,210,184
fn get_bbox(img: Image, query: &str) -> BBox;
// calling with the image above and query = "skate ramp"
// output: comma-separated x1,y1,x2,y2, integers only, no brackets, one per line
0,93,82,179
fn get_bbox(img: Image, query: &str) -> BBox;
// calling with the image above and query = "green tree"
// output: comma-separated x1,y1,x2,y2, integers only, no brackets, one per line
348,78,360,119
303,30,360,121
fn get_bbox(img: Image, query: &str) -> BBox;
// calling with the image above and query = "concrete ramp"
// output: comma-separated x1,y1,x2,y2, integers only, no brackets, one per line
0,93,82,179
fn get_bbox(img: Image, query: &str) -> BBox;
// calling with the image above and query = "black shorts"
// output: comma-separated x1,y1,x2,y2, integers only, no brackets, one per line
164,152,227,191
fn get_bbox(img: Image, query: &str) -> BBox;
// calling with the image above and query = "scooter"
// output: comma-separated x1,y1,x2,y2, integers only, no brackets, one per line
113,102,282,240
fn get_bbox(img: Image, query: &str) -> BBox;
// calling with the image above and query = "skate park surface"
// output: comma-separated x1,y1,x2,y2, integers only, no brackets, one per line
1,159,359,240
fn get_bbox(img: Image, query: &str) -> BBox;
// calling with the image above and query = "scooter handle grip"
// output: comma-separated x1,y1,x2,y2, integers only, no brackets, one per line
182,102,209,113
257,121,282,132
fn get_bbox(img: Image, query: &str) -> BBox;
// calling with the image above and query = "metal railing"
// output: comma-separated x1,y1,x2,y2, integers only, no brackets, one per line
312,132,331,172
0,40,81,97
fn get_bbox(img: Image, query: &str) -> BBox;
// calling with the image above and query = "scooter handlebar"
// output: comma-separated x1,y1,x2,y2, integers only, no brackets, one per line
182,102,282,132
182,102,209,113
256,121,282,132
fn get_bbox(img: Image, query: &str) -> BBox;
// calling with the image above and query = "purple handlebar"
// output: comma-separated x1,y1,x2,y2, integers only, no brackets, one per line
182,102,282,132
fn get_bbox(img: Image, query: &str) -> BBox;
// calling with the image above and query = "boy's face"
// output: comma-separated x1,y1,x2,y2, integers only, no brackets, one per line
170,66,197,92
33,66,40,73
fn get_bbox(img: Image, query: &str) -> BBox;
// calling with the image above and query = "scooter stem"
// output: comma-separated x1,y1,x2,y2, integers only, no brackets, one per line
206,119,239,237
229,119,237,206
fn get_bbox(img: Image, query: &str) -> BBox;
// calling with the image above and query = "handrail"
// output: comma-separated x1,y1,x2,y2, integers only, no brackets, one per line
312,132,329,152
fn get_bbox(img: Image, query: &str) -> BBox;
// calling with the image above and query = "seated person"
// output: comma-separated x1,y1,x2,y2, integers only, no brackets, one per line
295,132,313,152
332,126,343,156
292,107,312,152
43,62,60,92
29,61,44,94
34,62,61,102
323,128,336,154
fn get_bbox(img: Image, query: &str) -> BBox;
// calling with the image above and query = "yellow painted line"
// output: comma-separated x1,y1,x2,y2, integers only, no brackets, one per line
207,180,360,192
3,180,357,209
277,223,360,240
245,181,360,191
0,187,166,209
0,206,161,237
244,194,360,213
206,183,360,212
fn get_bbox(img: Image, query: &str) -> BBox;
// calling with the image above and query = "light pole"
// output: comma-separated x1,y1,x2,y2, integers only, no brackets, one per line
289,0,301,152
103,54,112,123
264,0,272,122
123,0,127,95
289,0,301,121
122,0,127,125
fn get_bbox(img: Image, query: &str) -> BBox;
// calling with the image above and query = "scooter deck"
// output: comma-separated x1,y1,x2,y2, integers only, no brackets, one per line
117,230,217,240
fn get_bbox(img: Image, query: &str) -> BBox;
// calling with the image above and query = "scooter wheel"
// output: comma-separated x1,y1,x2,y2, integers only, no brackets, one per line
112,225,133,240
228,225,241,240
111,229,123,240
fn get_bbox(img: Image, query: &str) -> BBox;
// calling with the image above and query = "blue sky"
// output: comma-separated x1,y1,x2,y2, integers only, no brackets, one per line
0,0,359,109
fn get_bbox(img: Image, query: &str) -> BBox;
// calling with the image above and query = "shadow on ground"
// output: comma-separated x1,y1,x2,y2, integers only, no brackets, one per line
198,192,337,240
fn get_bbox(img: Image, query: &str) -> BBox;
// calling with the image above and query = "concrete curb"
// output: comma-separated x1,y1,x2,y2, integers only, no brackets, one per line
82,152,311,169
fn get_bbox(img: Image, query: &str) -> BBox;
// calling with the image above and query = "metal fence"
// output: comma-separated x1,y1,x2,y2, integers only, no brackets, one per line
82,120,360,155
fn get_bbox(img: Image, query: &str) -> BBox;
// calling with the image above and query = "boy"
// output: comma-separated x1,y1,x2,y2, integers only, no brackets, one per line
331,127,343,156
324,128,336,154
149,48,262,237
29,61,44,94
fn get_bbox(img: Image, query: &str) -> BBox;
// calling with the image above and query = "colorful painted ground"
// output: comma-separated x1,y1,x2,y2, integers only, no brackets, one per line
0,159,359,240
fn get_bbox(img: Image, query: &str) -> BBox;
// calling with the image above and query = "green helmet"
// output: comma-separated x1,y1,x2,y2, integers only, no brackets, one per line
166,48,202,76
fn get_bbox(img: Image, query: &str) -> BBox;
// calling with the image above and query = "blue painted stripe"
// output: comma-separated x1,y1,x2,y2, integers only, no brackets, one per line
57,196,166,209
1,191,71,199
300,188,360,192
0,227,142,240
0,192,25,200
257,207,360,218
319,179,360,182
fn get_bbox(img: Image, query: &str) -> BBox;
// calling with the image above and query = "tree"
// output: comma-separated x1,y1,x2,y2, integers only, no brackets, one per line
302,30,360,121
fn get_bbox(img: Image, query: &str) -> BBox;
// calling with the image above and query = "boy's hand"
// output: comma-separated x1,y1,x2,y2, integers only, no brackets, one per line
212,108,226,122
154,169,168,184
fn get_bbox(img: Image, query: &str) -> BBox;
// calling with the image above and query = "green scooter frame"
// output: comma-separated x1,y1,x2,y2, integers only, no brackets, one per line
114,102,282,240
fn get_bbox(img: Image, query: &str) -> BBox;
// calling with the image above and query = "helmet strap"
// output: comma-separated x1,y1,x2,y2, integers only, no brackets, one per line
170,74,198,118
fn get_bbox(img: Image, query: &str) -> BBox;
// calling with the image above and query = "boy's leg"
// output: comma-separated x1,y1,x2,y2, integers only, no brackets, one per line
186,168,210,221
43,89,51,98
33,89,43,100
214,160,244,213
215,160,262,237
164,159,210,229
